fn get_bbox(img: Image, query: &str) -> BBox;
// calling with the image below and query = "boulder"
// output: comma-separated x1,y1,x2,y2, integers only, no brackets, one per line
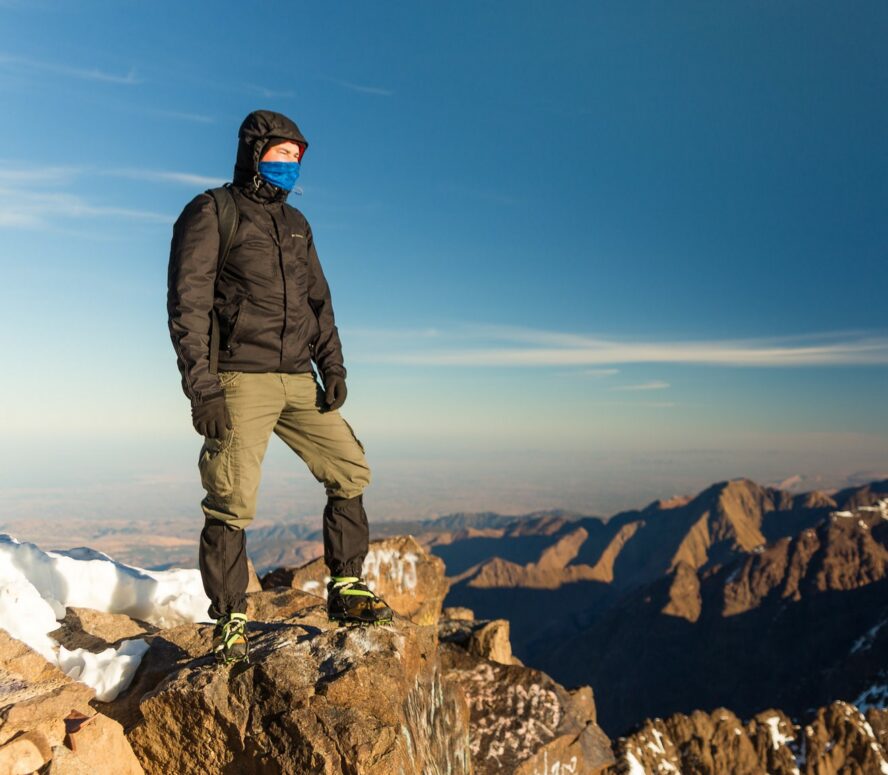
261,535,449,625
439,614,518,666
441,644,614,775
467,619,514,666
0,630,144,774
50,608,155,652
127,608,472,774
0,630,94,749
49,711,144,774
94,623,213,732
98,590,324,732
0,730,52,774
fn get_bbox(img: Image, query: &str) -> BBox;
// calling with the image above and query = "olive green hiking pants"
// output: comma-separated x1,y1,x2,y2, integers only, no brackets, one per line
197,371,371,618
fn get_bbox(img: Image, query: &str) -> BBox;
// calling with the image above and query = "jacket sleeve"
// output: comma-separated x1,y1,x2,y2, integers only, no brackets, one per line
305,222,347,381
167,192,224,405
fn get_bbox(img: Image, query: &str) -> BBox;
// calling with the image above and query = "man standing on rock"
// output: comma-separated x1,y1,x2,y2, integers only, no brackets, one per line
167,109,393,664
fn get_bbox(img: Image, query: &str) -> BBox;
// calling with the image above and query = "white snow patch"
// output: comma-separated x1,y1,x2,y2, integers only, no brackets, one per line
624,751,648,775
764,715,793,750
58,638,150,701
832,510,854,518
0,533,212,701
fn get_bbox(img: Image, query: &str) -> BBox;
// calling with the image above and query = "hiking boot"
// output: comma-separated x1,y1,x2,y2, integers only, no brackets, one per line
327,577,394,626
212,612,250,664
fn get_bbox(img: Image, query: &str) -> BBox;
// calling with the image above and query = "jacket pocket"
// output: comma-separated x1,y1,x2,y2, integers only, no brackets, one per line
223,295,252,353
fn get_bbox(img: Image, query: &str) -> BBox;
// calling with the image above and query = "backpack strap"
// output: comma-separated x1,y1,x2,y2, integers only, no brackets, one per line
206,184,239,376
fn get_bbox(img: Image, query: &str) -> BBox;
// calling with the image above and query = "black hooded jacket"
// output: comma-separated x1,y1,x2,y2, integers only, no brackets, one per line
167,110,346,406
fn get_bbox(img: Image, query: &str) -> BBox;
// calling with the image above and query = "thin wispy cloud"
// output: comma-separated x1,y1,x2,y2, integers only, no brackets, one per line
330,78,394,96
0,164,85,185
0,187,170,227
0,162,224,231
355,323,888,368
0,52,141,85
106,168,226,188
611,381,670,391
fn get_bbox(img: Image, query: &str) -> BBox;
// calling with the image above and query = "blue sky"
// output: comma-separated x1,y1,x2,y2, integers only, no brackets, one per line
1,2,886,523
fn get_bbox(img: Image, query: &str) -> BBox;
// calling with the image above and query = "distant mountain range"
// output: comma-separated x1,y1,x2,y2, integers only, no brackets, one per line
434,477,888,736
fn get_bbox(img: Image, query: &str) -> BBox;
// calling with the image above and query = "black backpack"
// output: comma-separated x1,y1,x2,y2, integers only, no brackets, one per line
206,184,239,376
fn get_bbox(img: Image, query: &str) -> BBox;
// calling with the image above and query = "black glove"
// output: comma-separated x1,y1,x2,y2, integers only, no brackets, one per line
191,394,231,439
324,374,347,411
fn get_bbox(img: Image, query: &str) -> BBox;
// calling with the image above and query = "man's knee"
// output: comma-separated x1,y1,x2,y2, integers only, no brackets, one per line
324,457,371,499
200,492,256,530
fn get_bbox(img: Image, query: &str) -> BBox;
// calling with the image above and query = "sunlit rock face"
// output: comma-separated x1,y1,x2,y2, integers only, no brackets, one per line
127,607,472,775
440,636,614,775
0,629,145,774
261,535,449,626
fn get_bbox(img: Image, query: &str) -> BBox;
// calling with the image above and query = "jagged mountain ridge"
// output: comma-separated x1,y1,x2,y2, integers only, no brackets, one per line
444,477,885,594
434,478,888,736
607,701,888,775
531,501,888,736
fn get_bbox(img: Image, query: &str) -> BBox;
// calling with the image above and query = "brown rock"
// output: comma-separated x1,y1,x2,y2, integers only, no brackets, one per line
127,612,472,774
261,535,449,625
246,587,323,622
0,730,52,774
610,700,888,775
246,557,262,593
612,708,771,775
467,619,514,665
0,631,94,749
802,700,888,775
441,644,613,775
94,623,213,732
51,712,144,774
50,608,154,652
443,606,475,621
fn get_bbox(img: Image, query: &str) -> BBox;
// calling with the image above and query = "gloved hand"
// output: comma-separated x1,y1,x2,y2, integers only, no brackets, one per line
324,374,347,411
191,394,231,439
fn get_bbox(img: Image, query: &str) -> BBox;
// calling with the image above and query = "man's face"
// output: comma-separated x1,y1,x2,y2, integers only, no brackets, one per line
261,140,303,163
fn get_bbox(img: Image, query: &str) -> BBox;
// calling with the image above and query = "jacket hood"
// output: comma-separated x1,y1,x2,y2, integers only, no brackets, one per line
233,110,309,201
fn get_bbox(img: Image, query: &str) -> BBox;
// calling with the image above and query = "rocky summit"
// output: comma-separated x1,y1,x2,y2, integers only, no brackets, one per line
0,533,615,774
127,606,472,775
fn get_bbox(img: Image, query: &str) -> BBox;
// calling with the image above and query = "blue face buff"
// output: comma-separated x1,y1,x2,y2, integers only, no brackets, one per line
258,161,300,191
